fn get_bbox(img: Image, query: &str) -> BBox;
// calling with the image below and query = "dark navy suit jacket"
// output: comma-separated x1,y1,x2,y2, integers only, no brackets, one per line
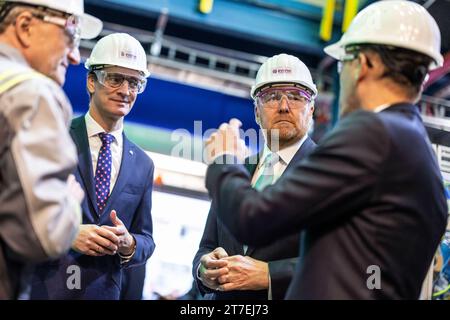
31,116,155,299
193,137,316,299
206,104,448,299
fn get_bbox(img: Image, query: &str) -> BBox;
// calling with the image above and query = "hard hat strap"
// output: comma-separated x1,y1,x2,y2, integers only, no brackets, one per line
89,64,146,78
89,64,113,71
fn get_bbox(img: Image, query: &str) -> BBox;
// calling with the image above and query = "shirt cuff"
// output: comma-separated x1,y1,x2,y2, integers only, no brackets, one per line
196,264,203,281
268,272,272,300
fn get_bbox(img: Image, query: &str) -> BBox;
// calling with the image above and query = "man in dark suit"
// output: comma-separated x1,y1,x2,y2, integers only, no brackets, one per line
31,33,155,299
203,1,448,299
193,54,317,299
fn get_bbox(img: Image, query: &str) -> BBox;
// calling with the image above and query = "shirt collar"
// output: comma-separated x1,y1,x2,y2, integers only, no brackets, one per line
85,111,123,145
0,43,30,67
373,104,392,113
259,134,308,168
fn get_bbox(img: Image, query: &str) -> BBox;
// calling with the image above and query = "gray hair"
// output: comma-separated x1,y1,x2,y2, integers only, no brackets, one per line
0,5,41,34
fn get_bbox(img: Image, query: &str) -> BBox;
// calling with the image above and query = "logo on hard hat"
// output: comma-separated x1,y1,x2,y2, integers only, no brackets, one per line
272,68,292,74
120,51,137,60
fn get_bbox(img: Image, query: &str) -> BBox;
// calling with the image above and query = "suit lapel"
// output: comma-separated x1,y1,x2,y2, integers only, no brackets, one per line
244,153,259,176
99,135,136,223
70,117,99,217
285,136,315,172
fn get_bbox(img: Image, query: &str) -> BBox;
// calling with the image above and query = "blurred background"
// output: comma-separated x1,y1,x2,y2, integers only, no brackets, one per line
62,0,450,299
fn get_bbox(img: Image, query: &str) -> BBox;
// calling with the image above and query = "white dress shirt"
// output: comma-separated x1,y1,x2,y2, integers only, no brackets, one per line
251,134,308,186
85,112,123,194
373,103,391,113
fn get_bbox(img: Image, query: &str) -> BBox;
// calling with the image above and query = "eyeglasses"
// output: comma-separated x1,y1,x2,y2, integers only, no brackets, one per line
93,70,147,94
337,52,359,73
256,87,311,108
32,12,81,49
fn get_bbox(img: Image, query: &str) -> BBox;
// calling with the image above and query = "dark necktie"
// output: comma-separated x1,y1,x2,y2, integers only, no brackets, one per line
95,132,114,213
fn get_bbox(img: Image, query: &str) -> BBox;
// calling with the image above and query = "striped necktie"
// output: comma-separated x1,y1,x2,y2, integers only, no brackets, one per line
253,152,279,191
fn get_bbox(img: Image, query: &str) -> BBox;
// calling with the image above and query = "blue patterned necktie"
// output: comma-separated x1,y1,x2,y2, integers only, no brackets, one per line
95,132,114,213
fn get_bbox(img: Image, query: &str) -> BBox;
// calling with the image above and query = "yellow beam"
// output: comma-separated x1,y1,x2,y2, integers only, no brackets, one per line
199,0,214,14
342,0,358,32
295,0,329,7
320,0,336,42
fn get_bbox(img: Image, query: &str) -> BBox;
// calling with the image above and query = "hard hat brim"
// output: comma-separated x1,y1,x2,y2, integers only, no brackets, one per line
251,80,318,99
324,41,344,61
80,13,102,40
324,39,444,70
85,62,151,78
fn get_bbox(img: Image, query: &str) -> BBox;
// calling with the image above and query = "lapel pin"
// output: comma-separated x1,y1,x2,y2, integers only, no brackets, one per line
129,150,134,156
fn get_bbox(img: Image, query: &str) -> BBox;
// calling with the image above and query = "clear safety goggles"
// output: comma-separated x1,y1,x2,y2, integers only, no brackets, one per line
32,12,81,49
337,52,359,74
256,86,312,108
93,70,147,94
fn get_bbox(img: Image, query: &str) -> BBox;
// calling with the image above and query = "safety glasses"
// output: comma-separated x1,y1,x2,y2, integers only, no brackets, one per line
32,12,81,49
93,70,147,94
256,86,312,108
337,52,359,73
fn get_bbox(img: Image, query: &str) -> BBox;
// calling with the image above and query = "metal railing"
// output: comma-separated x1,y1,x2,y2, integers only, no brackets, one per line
419,95,450,132
79,21,333,96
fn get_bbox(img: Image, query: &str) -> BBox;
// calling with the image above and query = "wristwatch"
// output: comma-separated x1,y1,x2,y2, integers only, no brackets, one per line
118,237,136,264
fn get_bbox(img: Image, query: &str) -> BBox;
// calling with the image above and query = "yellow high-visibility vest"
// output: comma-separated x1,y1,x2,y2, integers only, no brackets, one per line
0,69,45,95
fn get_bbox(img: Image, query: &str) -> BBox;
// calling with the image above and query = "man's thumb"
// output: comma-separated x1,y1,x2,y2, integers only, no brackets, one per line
110,210,122,226
215,247,229,259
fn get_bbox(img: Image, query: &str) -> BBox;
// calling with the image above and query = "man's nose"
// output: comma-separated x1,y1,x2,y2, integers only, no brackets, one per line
117,80,132,96
278,95,291,112
68,47,81,65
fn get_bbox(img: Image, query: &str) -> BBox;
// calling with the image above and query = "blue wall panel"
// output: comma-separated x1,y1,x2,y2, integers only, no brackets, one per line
86,0,343,54
63,64,257,137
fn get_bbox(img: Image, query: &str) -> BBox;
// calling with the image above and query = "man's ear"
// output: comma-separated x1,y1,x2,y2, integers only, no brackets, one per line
87,74,96,95
308,101,315,117
352,54,364,82
14,11,34,48
357,52,383,82
254,103,261,125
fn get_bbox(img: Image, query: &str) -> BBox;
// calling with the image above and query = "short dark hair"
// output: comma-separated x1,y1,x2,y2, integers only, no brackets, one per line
346,44,433,98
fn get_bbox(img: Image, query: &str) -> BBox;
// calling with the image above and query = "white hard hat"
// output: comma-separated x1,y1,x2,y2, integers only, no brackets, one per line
324,0,443,70
5,0,102,39
85,33,150,77
251,53,317,99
